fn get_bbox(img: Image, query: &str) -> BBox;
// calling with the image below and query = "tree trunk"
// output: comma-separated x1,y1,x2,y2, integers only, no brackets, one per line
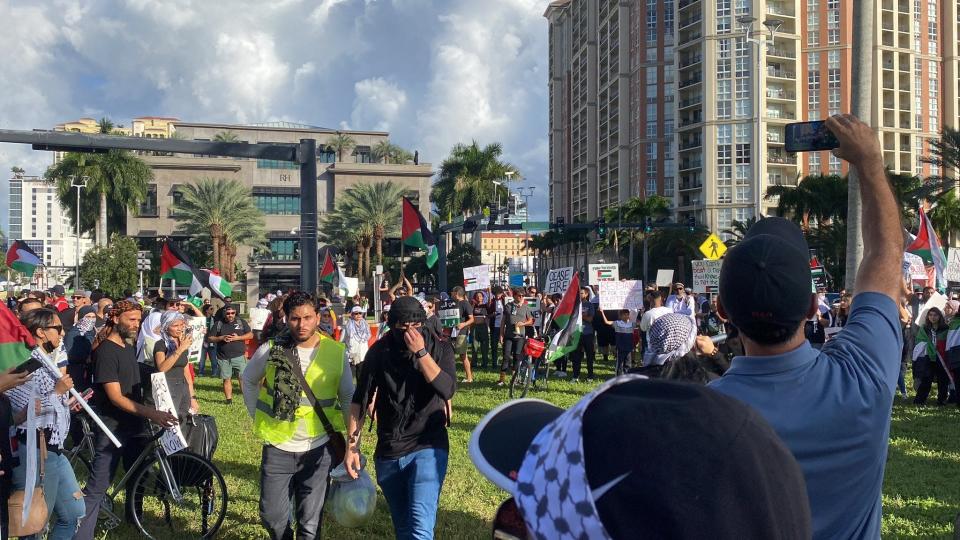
845,0,872,289
223,243,237,282
211,225,223,272
374,227,384,265
98,192,108,246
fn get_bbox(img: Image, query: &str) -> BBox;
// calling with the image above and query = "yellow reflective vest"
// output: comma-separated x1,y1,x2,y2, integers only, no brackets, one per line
253,333,345,446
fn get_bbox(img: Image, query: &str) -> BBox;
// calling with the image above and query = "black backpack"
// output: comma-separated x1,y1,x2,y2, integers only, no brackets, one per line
185,414,219,460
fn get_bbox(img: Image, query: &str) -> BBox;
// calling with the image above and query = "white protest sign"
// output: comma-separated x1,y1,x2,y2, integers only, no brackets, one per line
946,248,960,283
151,372,188,456
463,265,491,291
249,307,270,331
915,291,948,327
545,267,574,295
588,264,619,285
186,316,206,363
599,280,645,311
903,253,927,280
524,297,542,327
691,260,722,293
655,269,675,287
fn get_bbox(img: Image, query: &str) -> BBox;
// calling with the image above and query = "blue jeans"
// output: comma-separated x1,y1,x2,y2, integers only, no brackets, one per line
199,346,218,376
13,449,85,540
375,448,449,540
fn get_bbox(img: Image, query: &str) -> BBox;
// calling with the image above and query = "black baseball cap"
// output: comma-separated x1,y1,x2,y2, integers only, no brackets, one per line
49,284,65,296
719,217,812,337
470,377,811,539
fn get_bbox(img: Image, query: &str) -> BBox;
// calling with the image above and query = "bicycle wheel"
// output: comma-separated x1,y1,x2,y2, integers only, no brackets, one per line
509,359,533,399
127,451,228,539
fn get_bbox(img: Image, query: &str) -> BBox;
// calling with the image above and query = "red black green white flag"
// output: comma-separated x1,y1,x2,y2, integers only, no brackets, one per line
5,240,42,277
547,272,582,362
401,197,438,268
907,207,947,290
320,251,336,284
202,269,233,299
160,241,203,294
0,303,36,371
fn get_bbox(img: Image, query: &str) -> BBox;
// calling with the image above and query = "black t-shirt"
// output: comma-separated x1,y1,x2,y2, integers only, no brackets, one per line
58,308,75,330
92,340,144,431
213,317,251,358
457,300,473,334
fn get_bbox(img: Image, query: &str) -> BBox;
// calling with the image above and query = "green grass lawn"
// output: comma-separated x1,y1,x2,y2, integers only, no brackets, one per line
98,360,959,539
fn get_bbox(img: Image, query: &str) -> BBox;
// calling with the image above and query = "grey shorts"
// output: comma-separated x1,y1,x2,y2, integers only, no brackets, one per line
218,356,245,379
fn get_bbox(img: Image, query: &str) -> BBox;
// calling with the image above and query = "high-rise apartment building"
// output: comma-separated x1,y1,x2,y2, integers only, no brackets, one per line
546,0,960,234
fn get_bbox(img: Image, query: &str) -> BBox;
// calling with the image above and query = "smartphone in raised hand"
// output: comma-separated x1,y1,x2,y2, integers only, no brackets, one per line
785,121,840,153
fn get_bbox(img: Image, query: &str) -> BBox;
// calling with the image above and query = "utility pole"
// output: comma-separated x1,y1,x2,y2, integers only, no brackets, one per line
71,175,88,290
845,0,873,289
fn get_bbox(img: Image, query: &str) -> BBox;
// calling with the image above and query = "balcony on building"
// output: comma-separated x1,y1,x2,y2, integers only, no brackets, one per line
765,86,796,102
765,104,797,121
767,150,798,165
766,64,795,81
766,2,795,18
678,72,703,89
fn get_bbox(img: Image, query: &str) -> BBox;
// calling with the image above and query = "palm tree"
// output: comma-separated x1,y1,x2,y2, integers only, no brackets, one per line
97,117,114,134
213,131,241,142
721,217,760,247
922,126,960,180
320,207,371,276
765,174,846,230
170,178,266,281
46,150,152,246
432,141,517,218
371,140,393,164
927,190,960,246
10,166,24,178
337,182,407,265
329,133,356,162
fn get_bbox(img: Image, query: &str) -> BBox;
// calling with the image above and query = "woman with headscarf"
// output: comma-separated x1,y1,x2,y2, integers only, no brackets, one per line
143,310,197,426
341,306,372,378
633,312,728,383
912,306,952,406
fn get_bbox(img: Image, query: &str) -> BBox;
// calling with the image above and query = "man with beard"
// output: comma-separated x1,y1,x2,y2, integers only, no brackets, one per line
344,296,456,540
76,301,178,540
242,292,354,540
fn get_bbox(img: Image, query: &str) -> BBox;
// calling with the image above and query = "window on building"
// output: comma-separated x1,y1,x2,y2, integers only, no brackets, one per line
808,30,820,46
646,177,658,195
808,152,822,172
254,193,302,215
318,146,336,163
828,154,841,174
170,185,185,217
264,239,299,261
257,159,298,169
735,208,754,223
353,146,373,163
718,101,732,119
735,57,749,78
717,208,733,230
735,143,751,164
717,124,732,145
736,124,751,143
735,99,751,117
736,77,750,99
717,0,731,33
827,50,840,69
139,184,158,217
827,27,839,44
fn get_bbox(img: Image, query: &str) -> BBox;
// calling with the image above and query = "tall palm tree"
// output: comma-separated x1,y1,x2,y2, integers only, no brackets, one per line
927,190,960,246
432,141,517,218
721,217,759,247
337,182,407,265
171,178,266,281
765,174,846,230
46,150,152,246
371,140,393,164
329,133,356,162
320,207,371,276
922,126,960,180
213,131,241,142
97,117,114,134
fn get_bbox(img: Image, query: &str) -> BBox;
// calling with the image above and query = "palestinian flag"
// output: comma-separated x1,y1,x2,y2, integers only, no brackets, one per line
547,272,582,363
907,207,948,290
402,197,438,268
320,251,335,284
947,316,960,354
913,324,956,385
160,241,203,292
205,269,233,299
0,303,36,371
5,240,42,277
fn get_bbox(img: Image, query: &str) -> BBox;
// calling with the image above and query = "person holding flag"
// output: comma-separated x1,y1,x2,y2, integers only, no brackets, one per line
912,307,953,406
907,206,948,291
497,288,534,388
545,273,583,375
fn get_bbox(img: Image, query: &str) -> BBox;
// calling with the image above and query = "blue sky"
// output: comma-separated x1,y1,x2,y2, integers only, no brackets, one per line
0,0,551,234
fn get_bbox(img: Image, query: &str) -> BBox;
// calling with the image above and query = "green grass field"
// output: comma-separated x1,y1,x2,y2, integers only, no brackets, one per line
98,361,959,540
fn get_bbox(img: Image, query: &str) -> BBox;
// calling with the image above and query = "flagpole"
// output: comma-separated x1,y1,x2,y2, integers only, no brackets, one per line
37,356,122,448
400,236,405,280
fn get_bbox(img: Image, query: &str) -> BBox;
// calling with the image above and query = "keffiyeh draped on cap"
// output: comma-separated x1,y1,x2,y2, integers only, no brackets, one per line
159,310,187,353
643,313,697,366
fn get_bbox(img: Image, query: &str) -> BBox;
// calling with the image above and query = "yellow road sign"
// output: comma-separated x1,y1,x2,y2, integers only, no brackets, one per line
699,233,727,260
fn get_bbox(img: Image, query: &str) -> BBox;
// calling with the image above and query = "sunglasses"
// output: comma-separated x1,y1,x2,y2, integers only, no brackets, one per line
492,498,528,540
72,295,84,300
43,325,64,333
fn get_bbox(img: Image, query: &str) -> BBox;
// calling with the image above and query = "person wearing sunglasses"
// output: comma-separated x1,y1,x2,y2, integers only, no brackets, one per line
470,377,811,539
7,308,85,540
665,282,696,317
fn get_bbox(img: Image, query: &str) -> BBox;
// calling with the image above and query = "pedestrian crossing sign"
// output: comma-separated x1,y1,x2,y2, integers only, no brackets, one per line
699,233,727,260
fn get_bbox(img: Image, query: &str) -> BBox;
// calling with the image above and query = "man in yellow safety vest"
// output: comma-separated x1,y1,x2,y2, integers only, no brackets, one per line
242,291,354,540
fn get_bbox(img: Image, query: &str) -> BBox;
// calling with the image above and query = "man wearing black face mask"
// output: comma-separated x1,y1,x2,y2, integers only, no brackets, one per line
344,296,456,540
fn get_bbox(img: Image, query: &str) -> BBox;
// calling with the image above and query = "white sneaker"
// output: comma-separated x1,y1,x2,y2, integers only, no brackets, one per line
555,371,567,378
571,378,580,383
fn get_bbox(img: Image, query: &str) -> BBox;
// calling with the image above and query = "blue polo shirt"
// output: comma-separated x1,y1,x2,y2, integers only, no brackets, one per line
710,292,901,539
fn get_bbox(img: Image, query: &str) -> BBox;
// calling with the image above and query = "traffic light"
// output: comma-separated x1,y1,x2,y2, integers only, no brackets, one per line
687,215,696,232
554,216,565,230
644,216,653,233
596,218,607,239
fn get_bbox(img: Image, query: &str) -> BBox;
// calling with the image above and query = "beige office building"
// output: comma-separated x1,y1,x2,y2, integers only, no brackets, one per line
546,0,960,235
53,118,433,295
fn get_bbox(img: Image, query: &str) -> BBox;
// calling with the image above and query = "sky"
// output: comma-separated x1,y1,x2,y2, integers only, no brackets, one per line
0,0,552,235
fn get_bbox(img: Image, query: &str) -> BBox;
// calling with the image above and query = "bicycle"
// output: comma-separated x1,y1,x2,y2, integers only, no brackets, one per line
509,337,551,398
72,421,228,539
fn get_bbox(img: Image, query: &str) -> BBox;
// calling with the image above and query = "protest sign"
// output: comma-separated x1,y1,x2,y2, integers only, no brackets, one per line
524,297,542,327
915,291,948,327
438,299,460,329
903,253,927,280
599,280,645,311
509,273,525,287
691,260,722,293
151,372,188,456
186,316,206,363
946,248,960,283
545,267,574,295
587,264,619,285
249,307,270,331
655,269,674,287
463,265,491,291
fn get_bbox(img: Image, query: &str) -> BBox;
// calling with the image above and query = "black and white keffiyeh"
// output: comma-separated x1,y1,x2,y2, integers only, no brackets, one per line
642,312,697,366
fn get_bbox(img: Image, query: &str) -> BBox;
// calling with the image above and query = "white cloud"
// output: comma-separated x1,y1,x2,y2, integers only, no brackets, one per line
350,77,408,132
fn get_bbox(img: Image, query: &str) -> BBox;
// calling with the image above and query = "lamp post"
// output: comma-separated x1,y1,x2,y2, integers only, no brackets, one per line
517,187,536,222
70,175,89,290
738,16,782,220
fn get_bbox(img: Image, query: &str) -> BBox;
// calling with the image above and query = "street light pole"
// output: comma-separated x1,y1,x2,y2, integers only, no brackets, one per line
70,175,88,290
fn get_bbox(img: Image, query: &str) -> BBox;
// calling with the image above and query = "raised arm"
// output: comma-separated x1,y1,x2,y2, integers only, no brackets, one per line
826,114,903,302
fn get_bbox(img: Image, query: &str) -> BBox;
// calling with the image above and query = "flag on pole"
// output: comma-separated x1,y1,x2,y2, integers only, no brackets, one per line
320,251,336,284
5,240,42,277
402,197,438,268
337,266,359,298
160,241,203,293
547,273,582,362
204,269,233,299
0,303,37,371
907,207,948,290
